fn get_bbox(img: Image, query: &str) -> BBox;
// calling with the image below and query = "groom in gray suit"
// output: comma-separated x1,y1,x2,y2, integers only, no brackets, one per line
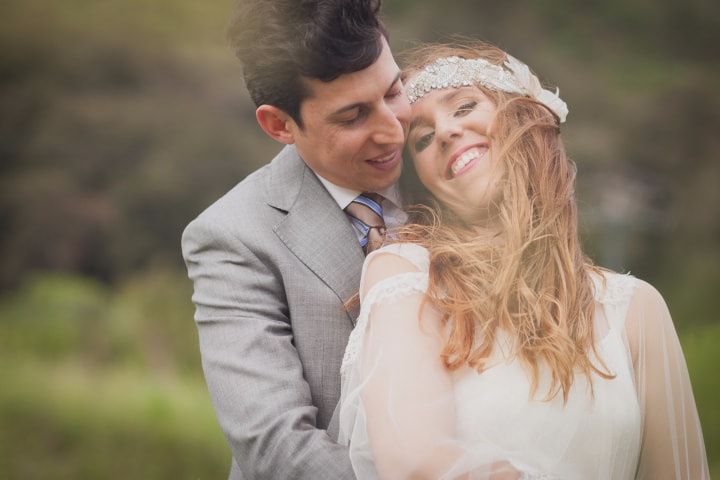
181,0,410,478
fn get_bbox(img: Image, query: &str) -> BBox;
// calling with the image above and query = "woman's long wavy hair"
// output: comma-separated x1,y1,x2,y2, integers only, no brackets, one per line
398,42,611,402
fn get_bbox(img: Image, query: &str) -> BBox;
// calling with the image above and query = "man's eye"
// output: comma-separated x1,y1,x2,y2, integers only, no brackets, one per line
414,132,434,152
339,115,360,125
386,88,402,99
338,109,366,125
454,101,478,117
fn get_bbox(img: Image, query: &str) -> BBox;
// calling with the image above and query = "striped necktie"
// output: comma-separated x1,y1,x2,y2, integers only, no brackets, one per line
345,193,386,254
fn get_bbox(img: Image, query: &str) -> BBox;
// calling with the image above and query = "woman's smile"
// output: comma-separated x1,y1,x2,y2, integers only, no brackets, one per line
447,143,489,179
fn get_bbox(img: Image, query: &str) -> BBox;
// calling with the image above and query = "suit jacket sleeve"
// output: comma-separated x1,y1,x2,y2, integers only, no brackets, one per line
182,214,355,479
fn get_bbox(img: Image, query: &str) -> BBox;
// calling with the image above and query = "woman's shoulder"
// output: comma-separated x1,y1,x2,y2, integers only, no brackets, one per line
364,242,430,273
591,269,665,306
590,269,638,306
359,243,430,300
591,269,672,336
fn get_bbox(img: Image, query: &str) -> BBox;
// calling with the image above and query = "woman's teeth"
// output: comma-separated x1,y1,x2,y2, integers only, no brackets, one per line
451,148,482,176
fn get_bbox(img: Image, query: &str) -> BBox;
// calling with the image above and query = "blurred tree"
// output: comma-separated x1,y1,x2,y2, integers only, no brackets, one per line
0,0,717,315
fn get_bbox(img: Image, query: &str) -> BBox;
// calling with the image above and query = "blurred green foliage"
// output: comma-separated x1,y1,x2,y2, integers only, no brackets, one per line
1,0,718,476
0,271,717,477
0,270,230,478
684,324,720,475
1,269,201,374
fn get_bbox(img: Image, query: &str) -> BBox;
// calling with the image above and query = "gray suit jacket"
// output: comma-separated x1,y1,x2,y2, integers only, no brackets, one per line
182,145,363,479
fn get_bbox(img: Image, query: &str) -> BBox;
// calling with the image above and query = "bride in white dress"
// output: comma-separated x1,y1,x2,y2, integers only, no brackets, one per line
334,42,709,479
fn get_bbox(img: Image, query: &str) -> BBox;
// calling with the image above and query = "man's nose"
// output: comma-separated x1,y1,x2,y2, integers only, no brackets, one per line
371,103,407,145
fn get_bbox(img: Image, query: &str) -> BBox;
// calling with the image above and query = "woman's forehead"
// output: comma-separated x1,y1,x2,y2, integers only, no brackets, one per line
410,86,488,108
409,86,490,128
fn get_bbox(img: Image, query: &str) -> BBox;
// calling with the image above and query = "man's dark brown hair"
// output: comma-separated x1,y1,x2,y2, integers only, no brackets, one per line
228,0,387,128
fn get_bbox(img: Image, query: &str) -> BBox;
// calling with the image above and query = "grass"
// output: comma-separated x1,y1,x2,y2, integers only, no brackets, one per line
682,323,720,477
0,270,717,477
0,359,229,479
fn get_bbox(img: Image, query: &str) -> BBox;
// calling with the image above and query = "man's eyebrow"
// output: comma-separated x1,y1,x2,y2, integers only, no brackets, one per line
328,71,402,119
386,71,402,93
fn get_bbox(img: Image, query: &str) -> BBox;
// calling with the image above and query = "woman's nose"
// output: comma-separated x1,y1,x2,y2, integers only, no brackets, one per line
436,119,463,146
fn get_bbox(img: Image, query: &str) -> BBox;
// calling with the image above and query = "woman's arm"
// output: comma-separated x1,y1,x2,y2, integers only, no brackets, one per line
625,280,709,479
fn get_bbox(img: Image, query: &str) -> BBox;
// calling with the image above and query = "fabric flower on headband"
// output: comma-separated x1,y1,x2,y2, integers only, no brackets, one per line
504,55,569,123
406,55,569,123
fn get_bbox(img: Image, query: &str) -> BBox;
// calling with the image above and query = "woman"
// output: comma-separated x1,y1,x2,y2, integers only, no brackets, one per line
334,42,709,479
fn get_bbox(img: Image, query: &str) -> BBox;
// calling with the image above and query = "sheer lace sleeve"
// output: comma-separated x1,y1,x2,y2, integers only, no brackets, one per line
336,245,545,480
624,280,709,479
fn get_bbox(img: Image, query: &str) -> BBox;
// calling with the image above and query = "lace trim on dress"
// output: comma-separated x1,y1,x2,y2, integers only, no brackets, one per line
592,272,636,305
592,272,638,332
341,272,429,374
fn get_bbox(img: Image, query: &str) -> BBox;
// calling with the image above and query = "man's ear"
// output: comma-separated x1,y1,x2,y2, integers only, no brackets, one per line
256,105,298,144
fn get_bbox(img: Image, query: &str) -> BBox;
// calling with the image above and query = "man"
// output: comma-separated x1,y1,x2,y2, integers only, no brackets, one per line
181,0,410,478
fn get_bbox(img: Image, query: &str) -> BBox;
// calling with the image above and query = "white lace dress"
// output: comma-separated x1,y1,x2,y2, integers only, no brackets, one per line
335,243,708,479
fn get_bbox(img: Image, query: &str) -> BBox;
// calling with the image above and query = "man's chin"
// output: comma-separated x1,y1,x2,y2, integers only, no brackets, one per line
368,169,402,193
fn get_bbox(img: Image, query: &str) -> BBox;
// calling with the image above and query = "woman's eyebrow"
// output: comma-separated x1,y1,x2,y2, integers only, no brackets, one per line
408,117,422,133
409,88,474,133
439,89,464,105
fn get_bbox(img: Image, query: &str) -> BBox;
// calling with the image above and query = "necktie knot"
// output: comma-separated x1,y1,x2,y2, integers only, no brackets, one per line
345,193,386,254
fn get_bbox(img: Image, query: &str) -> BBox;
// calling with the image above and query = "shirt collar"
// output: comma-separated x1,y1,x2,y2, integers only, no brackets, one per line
314,172,403,210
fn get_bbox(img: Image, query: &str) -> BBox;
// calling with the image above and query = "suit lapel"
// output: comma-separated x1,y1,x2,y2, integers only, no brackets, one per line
268,146,365,324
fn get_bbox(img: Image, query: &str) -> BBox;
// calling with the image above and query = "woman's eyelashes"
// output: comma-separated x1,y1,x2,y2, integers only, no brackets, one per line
454,100,478,117
414,131,434,152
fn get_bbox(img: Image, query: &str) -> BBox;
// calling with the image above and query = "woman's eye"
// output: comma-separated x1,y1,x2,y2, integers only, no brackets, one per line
414,132,434,152
454,101,478,117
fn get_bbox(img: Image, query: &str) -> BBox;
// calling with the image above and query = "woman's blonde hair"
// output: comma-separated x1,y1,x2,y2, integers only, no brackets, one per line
398,41,611,402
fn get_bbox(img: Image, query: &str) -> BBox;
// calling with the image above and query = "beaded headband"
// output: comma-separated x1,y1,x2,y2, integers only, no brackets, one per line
406,55,568,123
